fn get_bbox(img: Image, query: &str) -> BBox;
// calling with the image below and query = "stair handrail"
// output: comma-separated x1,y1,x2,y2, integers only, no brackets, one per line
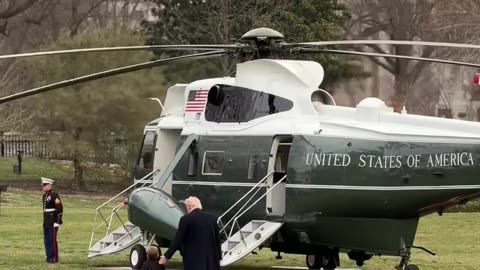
235,175,286,221
218,174,271,236
89,168,159,249
217,171,273,224
89,134,198,252
96,169,160,211
226,175,287,248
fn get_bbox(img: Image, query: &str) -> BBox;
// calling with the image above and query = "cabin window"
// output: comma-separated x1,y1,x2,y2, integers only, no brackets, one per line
247,153,259,180
202,151,225,175
137,131,156,170
205,85,293,122
188,151,198,177
275,144,290,173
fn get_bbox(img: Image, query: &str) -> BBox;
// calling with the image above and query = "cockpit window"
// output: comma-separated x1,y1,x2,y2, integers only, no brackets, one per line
204,85,293,122
137,131,156,170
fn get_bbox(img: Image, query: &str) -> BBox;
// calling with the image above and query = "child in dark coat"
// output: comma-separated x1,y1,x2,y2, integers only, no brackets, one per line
142,246,165,270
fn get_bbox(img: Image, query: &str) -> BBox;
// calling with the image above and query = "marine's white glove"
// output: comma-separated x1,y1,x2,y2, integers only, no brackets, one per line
54,223,59,227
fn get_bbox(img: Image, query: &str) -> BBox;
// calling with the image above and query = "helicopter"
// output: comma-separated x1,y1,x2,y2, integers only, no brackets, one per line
3,27,480,270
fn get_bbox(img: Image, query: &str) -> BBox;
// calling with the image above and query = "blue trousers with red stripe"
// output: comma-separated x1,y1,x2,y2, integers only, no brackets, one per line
43,227,59,263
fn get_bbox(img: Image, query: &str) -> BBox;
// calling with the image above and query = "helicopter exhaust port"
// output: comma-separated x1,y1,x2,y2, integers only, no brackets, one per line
311,89,336,112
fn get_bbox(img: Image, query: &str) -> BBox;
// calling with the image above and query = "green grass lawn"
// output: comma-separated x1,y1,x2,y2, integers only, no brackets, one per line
0,157,128,193
0,190,479,270
0,157,72,181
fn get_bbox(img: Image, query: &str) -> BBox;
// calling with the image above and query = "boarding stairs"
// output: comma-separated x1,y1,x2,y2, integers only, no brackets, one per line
217,172,286,267
87,134,199,258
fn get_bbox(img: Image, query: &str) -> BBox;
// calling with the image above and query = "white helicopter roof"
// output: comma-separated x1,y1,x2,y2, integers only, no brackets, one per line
147,58,480,142
236,59,324,93
235,59,325,115
178,59,326,127
184,77,236,95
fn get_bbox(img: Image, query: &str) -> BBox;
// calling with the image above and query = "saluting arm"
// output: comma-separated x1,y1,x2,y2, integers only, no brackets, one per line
164,216,187,260
55,194,63,224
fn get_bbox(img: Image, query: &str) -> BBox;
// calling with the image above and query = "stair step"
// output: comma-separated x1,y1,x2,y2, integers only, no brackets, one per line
88,221,142,258
227,241,240,250
251,221,264,230
113,232,126,241
240,231,252,239
125,224,136,230
220,220,283,267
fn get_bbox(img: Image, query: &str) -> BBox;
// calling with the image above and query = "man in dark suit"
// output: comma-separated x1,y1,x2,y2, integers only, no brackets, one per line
159,196,222,270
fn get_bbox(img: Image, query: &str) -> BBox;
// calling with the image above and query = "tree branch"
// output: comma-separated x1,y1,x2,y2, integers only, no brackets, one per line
70,0,107,37
0,0,39,19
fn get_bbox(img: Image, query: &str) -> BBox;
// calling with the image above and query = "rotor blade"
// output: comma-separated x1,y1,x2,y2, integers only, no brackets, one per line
286,40,480,50
0,50,228,104
0,44,241,60
298,48,480,68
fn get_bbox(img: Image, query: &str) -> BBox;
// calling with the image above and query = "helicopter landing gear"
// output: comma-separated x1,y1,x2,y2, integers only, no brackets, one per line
305,253,338,270
347,250,372,266
395,248,421,270
129,244,147,269
306,254,321,269
395,246,435,270
130,230,160,269
276,251,282,259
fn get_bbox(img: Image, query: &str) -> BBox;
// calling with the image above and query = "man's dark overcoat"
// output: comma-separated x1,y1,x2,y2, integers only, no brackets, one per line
164,208,222,270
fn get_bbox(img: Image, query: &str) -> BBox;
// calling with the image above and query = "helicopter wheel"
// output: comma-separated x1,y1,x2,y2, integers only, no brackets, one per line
306,254,337,270
306,254,323,269
323,255,337,270
129,244,147,270
405,265,420,270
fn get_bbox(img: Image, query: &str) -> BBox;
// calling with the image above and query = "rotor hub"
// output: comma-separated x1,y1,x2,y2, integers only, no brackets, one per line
241,27,285,41
239,27,285,60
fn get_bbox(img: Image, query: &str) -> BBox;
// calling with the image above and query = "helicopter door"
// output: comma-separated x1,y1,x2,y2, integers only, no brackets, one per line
266,135,292,216
150,129,182,193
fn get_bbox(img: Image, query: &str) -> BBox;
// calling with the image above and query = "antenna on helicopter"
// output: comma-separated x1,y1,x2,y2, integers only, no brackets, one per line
148,97,167,116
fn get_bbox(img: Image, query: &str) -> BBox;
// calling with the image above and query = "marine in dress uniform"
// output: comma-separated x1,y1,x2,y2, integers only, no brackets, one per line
41,177,63,264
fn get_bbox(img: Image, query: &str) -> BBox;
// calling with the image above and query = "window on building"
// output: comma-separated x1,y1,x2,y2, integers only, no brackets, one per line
202,151,225,175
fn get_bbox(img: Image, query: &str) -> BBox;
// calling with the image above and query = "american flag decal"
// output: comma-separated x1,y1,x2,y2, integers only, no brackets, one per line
186,90,209,112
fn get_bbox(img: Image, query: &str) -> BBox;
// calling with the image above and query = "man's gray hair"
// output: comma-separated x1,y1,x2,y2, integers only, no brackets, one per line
185,196,202,209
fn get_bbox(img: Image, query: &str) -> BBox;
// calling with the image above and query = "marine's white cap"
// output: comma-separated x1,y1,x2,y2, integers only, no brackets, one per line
41,177,55,185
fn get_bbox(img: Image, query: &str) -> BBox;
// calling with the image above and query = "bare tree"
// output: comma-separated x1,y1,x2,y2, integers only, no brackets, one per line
430,0,480,61
72,0,148,33
0,0,48,132
29,0,146,39
425,0,480,120
343,0,442,113
0,0,40,19
0,0,149,132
